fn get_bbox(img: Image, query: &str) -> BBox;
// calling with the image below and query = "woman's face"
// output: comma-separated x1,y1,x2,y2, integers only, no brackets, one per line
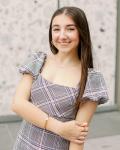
51,14,80,53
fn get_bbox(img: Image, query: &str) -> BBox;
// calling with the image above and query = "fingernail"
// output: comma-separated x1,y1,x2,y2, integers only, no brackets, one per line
82,122,88,126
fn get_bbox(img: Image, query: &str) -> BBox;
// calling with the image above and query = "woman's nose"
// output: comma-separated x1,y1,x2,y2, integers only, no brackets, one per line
59,30,67,39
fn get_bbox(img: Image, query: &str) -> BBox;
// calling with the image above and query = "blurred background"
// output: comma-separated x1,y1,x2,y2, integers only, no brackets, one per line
0,0,120,149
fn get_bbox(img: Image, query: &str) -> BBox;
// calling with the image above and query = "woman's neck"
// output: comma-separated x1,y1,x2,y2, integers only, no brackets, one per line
49,51,80,68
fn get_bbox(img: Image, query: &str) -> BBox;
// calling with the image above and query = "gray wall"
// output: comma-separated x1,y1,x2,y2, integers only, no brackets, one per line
0,0,118,116
116,0,120,110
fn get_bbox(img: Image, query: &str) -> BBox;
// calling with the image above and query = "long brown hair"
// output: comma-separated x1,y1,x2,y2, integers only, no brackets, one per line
49,6,93,107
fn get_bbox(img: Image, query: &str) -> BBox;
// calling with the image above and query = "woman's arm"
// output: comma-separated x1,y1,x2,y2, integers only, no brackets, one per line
11,74,87,144
69,100,98,150
12,74,64,133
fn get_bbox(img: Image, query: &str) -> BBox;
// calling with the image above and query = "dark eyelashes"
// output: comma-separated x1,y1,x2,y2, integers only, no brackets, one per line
52,28,75,31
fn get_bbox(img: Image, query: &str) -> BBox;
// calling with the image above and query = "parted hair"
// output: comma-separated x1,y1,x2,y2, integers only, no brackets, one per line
49,6,93,107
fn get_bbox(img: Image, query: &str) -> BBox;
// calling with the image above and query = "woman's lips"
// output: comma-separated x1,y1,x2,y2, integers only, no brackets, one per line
58,41,71,46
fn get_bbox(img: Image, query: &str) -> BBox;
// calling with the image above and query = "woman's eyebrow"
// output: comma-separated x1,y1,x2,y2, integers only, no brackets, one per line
52,25,59,28
52,24,76,28
66,24,76,27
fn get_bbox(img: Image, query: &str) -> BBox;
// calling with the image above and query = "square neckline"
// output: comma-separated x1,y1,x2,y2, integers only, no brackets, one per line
39,73,80,90
39,52,80,90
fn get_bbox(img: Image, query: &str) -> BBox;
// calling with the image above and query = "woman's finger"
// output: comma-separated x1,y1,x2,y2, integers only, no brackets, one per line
80,132,88,136
84,126,88,132
73,139,85,145
81,122,88,127
80,126,85,131
79,126,88,132
77,136,85,140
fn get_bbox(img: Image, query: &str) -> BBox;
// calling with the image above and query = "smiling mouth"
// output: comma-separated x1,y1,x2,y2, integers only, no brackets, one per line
58,42,71,46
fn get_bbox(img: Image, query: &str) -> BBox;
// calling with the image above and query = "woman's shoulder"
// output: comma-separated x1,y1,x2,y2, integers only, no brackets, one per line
88,68,105,84
32,51,47,59
88,68,104,77
88,68,101,74
82,68,109,104
19,51,48,78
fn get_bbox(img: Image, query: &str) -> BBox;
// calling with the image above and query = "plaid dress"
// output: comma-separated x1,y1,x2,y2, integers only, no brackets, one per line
13,51,108,150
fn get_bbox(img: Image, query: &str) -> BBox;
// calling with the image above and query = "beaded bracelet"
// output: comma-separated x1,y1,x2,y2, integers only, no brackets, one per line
44,115,49,130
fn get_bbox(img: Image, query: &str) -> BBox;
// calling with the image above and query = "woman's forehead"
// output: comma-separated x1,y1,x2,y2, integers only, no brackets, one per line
52,14,76,26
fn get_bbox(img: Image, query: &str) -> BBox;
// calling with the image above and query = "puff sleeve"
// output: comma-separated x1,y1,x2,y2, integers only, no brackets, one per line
82,69,109,105
19,51,47,79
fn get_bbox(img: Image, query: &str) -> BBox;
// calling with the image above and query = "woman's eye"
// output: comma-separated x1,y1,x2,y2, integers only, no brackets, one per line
53,28,60,31
67,28,75,31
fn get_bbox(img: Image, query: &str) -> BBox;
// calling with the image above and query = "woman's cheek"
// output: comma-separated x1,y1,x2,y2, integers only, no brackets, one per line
52,33,59,41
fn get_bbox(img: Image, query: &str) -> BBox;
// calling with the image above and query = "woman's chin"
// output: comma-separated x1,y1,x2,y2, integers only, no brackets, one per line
56,46,72,52
57,49,71,53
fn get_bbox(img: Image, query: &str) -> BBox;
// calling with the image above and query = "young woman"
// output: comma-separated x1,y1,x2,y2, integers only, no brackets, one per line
12,6,108,150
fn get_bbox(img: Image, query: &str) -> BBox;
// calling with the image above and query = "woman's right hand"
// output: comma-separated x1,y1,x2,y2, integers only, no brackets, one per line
59,120,88,144
46,117,88,144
